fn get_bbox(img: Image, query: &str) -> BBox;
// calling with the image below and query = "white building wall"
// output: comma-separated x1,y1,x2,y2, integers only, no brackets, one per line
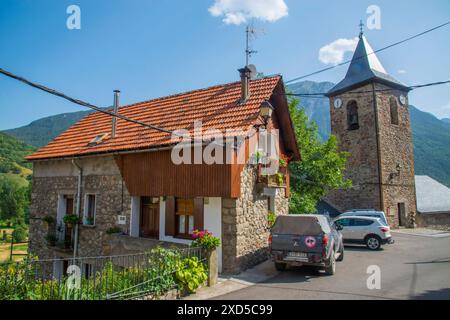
204,197,222,273
159,197,223,273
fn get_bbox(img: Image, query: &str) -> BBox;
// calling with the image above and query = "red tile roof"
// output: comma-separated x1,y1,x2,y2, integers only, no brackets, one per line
27,75,283,160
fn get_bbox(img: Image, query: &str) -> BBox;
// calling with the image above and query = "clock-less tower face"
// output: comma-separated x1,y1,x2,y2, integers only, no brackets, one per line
325,34,417,229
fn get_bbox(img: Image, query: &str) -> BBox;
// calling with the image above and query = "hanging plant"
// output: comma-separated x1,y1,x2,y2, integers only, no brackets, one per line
42,215,55,225
45,233,57,247
276,172,284,185
268,211,277,228
63,214,80,226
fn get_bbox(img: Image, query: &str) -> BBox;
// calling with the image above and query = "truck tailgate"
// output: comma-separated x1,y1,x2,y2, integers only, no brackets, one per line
271,234,323,253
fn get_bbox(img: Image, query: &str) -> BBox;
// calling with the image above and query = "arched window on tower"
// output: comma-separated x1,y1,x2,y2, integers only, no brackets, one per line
347,101,359,130
390,97,399,125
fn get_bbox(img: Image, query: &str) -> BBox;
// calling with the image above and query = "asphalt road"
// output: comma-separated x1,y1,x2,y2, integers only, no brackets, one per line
214,233,450,300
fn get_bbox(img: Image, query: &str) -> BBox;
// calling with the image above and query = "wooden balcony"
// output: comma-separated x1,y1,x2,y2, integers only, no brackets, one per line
256,164,288,188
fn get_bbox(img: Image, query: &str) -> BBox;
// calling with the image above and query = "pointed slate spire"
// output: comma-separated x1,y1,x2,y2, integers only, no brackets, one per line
327,31,410,97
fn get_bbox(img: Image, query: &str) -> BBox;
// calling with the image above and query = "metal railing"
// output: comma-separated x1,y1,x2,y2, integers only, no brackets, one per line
0,247,206,300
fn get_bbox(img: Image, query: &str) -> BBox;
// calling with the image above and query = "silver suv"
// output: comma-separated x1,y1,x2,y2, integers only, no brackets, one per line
341,210,388,226
333,216,394,250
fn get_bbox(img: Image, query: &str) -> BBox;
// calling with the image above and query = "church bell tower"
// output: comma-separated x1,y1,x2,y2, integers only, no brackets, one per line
326,28,417,228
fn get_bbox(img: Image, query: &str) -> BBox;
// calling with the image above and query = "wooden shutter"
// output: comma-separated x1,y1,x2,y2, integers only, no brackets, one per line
165,196,176,236
194,197,204,231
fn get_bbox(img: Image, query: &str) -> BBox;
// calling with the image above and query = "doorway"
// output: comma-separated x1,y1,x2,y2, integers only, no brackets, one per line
140,197,160,238
398,203,406,227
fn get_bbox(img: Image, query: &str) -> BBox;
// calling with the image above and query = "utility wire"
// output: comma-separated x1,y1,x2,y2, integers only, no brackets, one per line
0,67,238,148
0,68,175,135
285,21,450,84
284,80,450,98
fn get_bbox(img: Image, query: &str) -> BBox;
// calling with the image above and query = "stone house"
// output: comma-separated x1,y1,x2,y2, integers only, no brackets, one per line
27,69,300,274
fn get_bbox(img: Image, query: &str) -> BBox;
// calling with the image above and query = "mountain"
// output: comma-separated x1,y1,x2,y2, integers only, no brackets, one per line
287,81,334,140
3,110,92,148
0,132,36,187
410,106,450,188
287,81,450,188
442,118,450,125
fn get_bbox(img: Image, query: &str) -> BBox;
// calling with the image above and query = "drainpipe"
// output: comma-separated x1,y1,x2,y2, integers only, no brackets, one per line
72,159,83,260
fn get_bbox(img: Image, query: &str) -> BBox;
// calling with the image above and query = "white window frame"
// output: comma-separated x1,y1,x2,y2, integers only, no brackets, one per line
83,194,97,226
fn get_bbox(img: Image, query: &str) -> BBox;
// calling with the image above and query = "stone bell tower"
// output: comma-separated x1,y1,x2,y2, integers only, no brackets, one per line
325,29,417,228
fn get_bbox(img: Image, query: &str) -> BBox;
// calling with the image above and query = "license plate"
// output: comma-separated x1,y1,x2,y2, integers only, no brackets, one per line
286,252,308,261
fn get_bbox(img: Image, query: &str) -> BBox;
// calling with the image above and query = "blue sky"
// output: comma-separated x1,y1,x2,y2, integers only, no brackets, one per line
0,0,449,130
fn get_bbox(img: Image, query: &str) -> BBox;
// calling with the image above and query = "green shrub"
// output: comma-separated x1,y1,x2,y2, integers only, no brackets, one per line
0,246,207,300
175,257,207,294
12,224,28,242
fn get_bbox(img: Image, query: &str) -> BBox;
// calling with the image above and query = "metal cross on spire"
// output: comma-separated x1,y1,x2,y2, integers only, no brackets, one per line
359,19,365,38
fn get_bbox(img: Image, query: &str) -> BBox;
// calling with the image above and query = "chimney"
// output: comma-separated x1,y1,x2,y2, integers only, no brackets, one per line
238,67,251,102
112,90,120,138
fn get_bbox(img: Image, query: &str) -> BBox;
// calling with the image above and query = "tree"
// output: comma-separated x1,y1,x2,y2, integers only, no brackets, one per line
0,176,29,224
288,96,351,214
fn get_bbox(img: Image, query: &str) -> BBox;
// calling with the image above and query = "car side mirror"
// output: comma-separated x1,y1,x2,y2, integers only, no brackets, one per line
335,224,343,231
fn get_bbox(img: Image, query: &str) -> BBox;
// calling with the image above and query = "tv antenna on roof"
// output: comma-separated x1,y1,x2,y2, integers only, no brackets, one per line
245,23,265,66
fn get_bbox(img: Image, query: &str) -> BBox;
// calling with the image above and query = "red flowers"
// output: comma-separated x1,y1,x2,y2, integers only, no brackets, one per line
191,230,220,250
192,229,211,240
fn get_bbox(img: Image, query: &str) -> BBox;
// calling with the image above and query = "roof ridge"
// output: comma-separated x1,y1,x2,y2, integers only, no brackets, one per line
118,74,282,111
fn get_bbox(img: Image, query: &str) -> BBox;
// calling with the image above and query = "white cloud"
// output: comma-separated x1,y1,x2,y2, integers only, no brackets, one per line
209,0,288,25
398,69,407,74
318,37,359,65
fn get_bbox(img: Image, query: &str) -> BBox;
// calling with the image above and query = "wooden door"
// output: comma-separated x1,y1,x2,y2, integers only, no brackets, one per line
140,197,160,238
66,196,74,215
398,203,406,227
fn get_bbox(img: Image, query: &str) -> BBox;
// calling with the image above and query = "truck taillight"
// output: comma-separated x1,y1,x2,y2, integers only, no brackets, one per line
268,234,273,245
322,235,329,246
380,227,390,233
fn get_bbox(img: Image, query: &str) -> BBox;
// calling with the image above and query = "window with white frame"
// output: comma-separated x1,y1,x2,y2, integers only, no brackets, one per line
83,194,96,226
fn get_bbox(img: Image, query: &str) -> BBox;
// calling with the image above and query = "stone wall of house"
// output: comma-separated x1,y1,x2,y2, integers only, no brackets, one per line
28,156,131,260
327,83,417,228
222,165,288,274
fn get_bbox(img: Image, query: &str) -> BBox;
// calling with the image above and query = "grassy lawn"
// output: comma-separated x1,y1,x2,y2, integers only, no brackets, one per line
0,242,28,263
0,228,28,263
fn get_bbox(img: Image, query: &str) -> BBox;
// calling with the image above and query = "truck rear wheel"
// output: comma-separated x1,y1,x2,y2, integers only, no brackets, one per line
324,252,336,275
275,262,287,271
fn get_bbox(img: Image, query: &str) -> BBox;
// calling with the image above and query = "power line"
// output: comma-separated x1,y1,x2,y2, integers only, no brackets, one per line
284,80,450,98
0,67,235,148
285,21,450,84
